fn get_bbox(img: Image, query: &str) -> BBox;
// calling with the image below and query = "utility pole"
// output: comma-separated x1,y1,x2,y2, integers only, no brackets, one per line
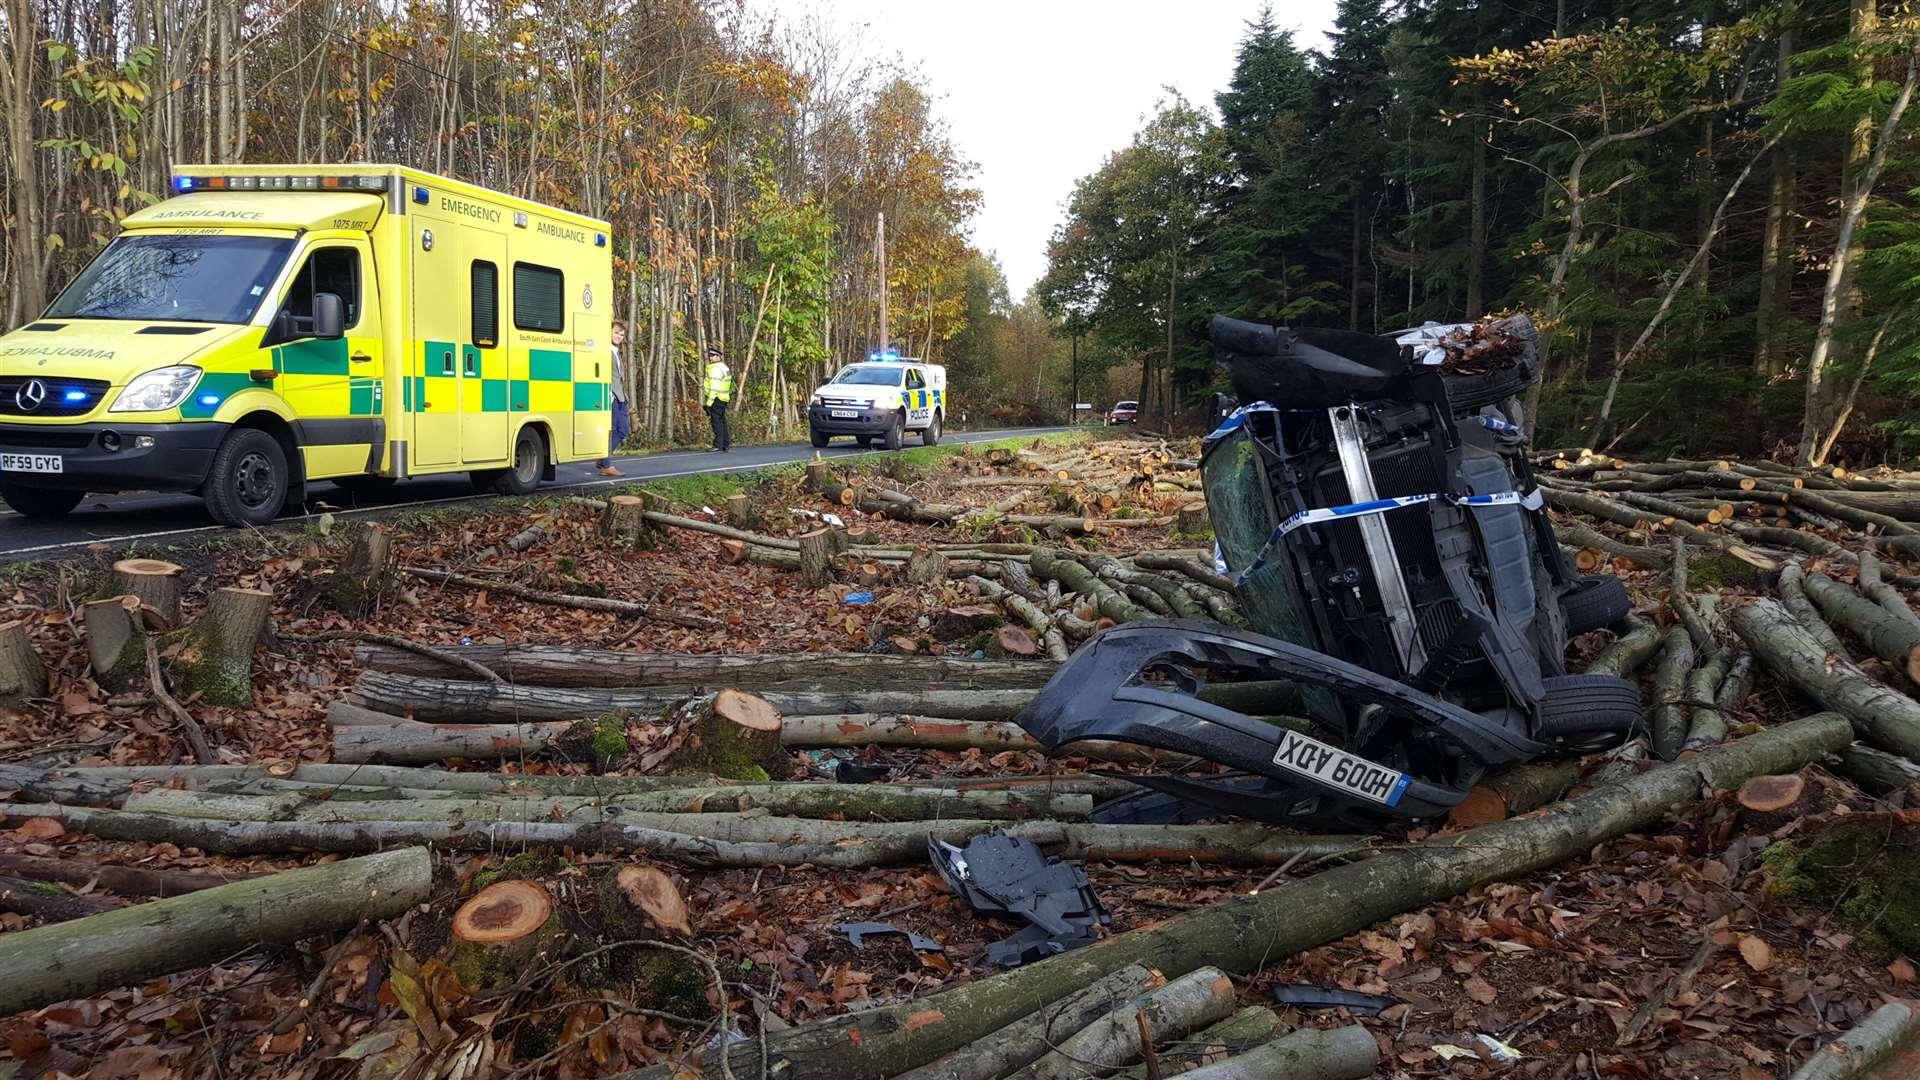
875,211,888,357
1070,333,1080,426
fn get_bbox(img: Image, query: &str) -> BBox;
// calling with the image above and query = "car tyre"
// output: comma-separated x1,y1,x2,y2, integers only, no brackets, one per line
0,485,84,519
922,410,942,446
491,426,546,496
883,412,904,451
1560,574,1633,636
203,427,288,527
1534,673,1643,750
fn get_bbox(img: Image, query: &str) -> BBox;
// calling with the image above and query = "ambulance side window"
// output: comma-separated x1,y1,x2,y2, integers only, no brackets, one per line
471,261,499,347
283,247,360,329
905,368,926,390
512,263,564,333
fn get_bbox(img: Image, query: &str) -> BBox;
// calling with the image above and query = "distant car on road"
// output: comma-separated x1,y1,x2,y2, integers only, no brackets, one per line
1106,401,1139,425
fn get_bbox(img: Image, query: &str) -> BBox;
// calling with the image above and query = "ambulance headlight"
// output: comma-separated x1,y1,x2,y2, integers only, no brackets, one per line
111,366,203,412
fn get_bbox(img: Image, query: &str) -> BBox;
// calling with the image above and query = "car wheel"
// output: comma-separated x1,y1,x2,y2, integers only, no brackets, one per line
1534,673,1643,750
1444,365,1532,417
922,410,941,446
1560,574,1633,636
883,412,904,451
0,485,84,519
810,427,830,449
203,428,288,527
492,426,545,496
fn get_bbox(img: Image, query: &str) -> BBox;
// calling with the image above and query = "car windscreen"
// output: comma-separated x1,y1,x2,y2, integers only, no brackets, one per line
1115,401,1139,409
832,366,904,387
46,233,296,324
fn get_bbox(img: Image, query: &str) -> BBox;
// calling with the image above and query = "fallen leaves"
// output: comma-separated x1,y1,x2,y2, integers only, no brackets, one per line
1738,935,1774,972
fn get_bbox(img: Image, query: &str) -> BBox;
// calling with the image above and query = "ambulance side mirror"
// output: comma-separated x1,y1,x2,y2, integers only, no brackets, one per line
311,293,345,340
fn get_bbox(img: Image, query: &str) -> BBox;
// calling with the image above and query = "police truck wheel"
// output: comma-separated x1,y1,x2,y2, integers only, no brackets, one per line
204,428,288,527
922,410,942,446
0,485,84,519
810,427,830,449
856,436,873,448
883,413,904,451
492,426,545,496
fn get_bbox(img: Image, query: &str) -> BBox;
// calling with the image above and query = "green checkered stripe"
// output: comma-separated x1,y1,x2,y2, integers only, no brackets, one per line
403,343,607,413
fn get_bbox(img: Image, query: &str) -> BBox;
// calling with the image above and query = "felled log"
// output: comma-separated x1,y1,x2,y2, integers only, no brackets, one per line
1779,562,1853,660
1555,522,1669,570
348,671,1036,723
112,558,184,628
446,879,561,991
1105,1008,1287,1080
1583,617,1662,678
0,621,47,705
1858,551,1920,631
400,567,724,631
858,488,965,525
906,546,950,584
1788,1002,1920,1080
0,852,256,897
697,714,1853,1079
83,596,147,694
350,645,1054,690
1,804,1370,869
1542,488,1779,571
1737,773,1805,812
1686,652,1753,750
332,720,573,764
895,964,1163,1080
328,525,391,619
1130,553,1235,593
657,689,790,781
1008,967,1237,1080
1803,571,1920,681
1828,743,1920,800
1031,548,1153,622
776,714,1170,765
1731,599,1920,760
0,876,124,921
967,576,1067,661
1167,1025,1379,1080
163,587,273,706
1650,622,1697,761
0,846,431,1017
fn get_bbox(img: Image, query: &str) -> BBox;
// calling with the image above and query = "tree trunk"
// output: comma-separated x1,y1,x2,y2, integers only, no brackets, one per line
896,965,1163,1080
778,714,1171,765
1731,599,1920,761
1828,743,1920,800
1788,1002,1920,1080
112,559,185,629
907,546,950,584
0,876,126,922
0,851,258,898
1583,618,1663,679
401,567,724,630
693,714,1852,1079
1803,571,1920,682
333,721,573,764
348,671,1036,723
350,647,1056,691
797,528,834,586
1168,1025,1379,1080
0,621,47,705
83,597,147,694
1755,28,1796,380
1858,552,1920,630
328,526,391,619
1651,625,1697,761
1009,967,1237,1080
659,689,790,781
0,847,432,1017
165,587,272,706
1779,562,1854,660
600,495,655,548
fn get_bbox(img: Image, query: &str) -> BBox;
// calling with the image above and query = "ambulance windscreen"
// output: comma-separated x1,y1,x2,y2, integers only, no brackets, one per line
48,234,296,324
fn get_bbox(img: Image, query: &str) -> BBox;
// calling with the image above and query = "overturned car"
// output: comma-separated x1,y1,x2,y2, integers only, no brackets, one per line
1014,314,1640,831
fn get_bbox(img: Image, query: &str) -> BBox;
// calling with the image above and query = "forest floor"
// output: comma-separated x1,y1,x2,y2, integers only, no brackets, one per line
0,432,1910,1080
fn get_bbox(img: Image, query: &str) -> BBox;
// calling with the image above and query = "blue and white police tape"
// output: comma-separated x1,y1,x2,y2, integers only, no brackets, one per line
1227,488,1545,585
1204,401,1279,445
1477,414,1525,435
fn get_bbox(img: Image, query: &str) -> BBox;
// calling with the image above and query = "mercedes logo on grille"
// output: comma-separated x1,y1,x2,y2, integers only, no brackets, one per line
14,379,47,412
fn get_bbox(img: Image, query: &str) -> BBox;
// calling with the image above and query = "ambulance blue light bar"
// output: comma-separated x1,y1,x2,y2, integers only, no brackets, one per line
171,172,392,194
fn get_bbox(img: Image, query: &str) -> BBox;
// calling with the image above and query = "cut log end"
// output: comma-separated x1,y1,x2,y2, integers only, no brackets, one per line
714,688,782,733
453,880,553,944
1575,548,1605,573
614,865,693,936
720,539,750,565
1907,646,1920,686
1737,773,1806,814
996,625,1040,658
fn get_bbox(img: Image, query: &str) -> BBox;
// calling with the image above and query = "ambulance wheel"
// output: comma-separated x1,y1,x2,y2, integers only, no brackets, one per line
0,485,83,519
922,410,942,446
810,427,830,449
492,426,545,496
882,413,904,451
204,428,288,527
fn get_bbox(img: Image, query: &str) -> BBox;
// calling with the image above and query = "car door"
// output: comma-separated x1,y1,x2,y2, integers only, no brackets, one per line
903,366,929,428
272,237,383,479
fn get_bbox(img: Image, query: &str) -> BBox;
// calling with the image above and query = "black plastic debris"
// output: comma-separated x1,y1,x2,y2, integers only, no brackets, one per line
928,833,1110,968
832,921,943,952
1271,983,1398,1014
834,761,894,784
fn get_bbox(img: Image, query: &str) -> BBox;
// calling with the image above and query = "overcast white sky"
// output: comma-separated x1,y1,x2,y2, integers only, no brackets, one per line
771,0,1341,298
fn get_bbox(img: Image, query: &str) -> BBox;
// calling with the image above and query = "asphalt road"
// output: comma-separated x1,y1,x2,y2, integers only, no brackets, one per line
0,426,1070,562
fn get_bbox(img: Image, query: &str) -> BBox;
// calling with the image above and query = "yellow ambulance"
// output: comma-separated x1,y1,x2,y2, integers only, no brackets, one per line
0,164,615,524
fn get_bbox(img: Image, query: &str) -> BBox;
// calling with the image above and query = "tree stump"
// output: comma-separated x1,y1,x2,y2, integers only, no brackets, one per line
725,493,761,530
0,621,47,705
660,689,790,781
798,529,834,586
166,587,273,706
906,546,950,584
589,865,711,1016
112,559,184,630
821,477,858,506
601,494,649,544
447,880,562,993
599,865,692,937
826,526,850,556
932,604,1003,640
1738,773,1806,813
803,457,832,494
1763,814,1920,955
638,491,671,547
1176,502,1210,535
83,596,147,694
329,526,391,619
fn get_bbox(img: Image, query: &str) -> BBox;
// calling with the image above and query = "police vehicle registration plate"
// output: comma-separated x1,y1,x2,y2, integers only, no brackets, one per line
830,410,857,418
0,453,61,474
1270,730,1409,806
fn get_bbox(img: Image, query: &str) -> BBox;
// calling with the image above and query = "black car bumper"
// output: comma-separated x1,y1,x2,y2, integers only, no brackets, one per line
808,404,898,436
0,421,227,492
